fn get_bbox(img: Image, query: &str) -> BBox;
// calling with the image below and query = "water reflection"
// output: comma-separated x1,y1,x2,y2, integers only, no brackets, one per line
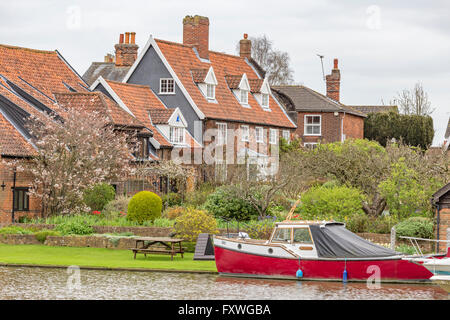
0,267,447,300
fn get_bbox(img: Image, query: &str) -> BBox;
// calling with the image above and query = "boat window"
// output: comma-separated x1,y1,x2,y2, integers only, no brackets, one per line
293,228,313,244
272,228,291,243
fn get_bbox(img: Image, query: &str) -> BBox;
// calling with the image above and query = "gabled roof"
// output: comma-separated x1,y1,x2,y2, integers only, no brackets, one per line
148,108,175,124
271,85,366,118
53,91,145,128
128,37,296,128
432,182,450,204
83,62,131,86
349,105,398,115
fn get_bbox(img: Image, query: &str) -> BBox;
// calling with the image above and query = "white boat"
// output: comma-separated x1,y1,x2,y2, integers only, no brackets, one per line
422,258,450,293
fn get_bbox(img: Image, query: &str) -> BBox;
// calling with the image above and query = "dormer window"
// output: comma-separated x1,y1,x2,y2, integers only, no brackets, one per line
240,89,248,104
160,78,175,94
207,83,215,99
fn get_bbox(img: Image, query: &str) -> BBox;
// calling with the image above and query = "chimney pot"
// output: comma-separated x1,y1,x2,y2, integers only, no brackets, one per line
125,32,130,44
119,34,124,44
334,58,338,69
130,32,136,44
244,33,248,39
115,32,139,67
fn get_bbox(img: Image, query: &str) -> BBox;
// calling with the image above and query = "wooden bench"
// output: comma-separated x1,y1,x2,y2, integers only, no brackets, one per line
130,237,185,261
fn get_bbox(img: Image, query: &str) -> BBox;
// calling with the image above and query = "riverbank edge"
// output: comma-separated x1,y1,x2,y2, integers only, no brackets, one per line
0,262,219,275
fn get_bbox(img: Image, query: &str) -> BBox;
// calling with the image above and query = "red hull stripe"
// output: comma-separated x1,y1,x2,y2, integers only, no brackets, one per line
214,246,433,281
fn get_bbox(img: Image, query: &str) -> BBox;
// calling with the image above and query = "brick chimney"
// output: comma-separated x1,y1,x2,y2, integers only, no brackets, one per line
239,33,251,59
114,32,138,67
326,58,341,102
183,15,209,60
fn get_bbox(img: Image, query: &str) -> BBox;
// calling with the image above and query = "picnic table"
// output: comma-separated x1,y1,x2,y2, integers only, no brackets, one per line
130,237,185,261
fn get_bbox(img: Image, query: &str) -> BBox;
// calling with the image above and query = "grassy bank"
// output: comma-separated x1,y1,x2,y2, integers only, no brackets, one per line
0,244,217,272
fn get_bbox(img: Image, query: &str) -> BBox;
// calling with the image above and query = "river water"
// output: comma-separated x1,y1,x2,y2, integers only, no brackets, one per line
0,266,447,300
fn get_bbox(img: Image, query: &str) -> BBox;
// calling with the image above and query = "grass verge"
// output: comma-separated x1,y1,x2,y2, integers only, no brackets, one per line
0,244,217,272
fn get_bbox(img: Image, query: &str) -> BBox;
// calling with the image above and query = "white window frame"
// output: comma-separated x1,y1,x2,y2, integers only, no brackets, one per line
304,115,322,136
240,89,248,104
241,125,250,142
169,126,185,144
269,129,278,145
304,142,318,150
261,93,269,108
282,130,290,142
217,122,227,145
159,78,175,94
255,127,264,143
206,83,215,100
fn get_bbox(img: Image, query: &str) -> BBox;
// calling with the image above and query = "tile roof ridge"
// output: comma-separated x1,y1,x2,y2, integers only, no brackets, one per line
0,43,56,54
106,79,152,89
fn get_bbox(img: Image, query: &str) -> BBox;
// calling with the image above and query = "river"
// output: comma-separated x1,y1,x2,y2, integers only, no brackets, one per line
0,266,447,300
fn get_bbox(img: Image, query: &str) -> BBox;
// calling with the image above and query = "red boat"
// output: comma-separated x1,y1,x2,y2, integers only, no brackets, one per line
214,220,437,283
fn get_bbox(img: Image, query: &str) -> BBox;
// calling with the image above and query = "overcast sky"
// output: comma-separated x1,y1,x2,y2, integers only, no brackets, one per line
1,0,449,145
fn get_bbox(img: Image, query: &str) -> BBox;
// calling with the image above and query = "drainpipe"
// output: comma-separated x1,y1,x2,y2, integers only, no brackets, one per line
341,112,346,142
11,168,16,224
436,203,440,253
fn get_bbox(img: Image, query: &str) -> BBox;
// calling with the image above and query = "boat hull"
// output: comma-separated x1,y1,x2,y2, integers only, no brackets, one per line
214,246,433,282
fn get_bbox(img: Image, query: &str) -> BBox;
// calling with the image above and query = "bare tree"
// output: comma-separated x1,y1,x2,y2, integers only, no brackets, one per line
391,82,435,116
237,35,294,85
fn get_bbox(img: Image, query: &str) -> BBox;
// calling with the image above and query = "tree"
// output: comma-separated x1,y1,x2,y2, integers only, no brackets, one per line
11,108,136,216
391,82,435,116
237,35,294,85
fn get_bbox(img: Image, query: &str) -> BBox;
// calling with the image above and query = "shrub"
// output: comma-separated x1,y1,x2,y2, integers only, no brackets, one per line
395,217,434,239
34,229,61,243
162,192,183,208
299,185,365,222
164,206,185,220
204,185,258,221
0,226,34,235
184,184,215,208
55,221,94,235
83,183,116,211
103,195,131,219
127,191,162,224
173,208,218,242
345,214,399,234
242,218,276,239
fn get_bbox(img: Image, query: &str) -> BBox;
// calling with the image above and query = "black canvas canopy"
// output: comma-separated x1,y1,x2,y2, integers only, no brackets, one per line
309,223,399,259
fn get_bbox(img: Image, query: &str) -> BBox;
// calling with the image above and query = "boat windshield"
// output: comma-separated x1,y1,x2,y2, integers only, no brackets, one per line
293,228,313,244
272,228,291,243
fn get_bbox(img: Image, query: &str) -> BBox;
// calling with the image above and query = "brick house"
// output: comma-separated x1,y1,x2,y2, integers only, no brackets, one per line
84,15,296,180
0,44,91,223
272,59,366,148
431,183,450,253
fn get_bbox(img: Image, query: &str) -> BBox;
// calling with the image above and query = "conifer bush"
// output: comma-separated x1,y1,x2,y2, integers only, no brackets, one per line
127,191,162,224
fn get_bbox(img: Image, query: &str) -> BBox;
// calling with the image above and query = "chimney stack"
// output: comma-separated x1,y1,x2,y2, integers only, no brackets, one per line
239,33,251,59
115,32,139,67
183,15,209,60
326,58,341,102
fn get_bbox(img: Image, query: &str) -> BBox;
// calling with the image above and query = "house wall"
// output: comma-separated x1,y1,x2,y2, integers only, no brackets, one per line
295,111,364,144
0,158,40,223
126,45,203,143
436,207,450,253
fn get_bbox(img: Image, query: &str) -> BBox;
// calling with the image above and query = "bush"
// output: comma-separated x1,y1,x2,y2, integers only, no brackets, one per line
395,217,434,239
102,195,130,219
173,208,218,242
55,221,94,235
164,206,185,220
242,218,276,239
345,214,399,234
34,229,61,243
299,185,365,222
0,226,34,235
184,184,215,208
83,183,116,211
127,191,162,224
162,192,183,208
204,185,259,221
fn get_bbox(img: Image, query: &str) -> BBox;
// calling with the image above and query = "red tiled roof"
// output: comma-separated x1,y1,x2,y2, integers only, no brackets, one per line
155,39,296,129
248,79,264,93
191,68,208,83
105,80,172,147
149,108,174,124
53,91,144,128
0,44,88,103
0,111,35,157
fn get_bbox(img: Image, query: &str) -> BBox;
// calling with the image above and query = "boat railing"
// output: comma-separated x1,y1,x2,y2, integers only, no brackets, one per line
398,236,450,257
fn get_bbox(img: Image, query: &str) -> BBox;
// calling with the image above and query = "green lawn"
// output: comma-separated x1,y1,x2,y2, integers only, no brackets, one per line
0,244,217,272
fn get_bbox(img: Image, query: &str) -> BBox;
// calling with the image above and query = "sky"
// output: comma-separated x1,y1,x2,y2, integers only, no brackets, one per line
1,0,449,145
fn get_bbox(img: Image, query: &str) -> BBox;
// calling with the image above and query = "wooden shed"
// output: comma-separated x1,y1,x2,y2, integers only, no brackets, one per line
431,183,450,252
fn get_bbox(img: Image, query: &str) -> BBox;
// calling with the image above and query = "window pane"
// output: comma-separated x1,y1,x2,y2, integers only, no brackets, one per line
272,228,291,242
293,228,313,244
18,190,24,211
312,125,320,134
240,90,248,103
